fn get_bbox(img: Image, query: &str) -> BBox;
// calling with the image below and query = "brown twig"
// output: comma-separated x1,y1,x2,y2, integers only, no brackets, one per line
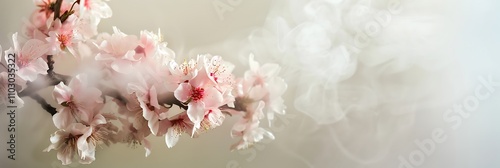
29,93,57,116
98,84,127,104
52,0,63,20
158,93,188,110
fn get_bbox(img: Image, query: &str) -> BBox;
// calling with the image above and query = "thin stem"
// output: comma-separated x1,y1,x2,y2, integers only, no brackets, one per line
158,93,188,110
68,0,78,12
53,0,63,20
18,72,69,97
98,84,127,104
29,93,57,116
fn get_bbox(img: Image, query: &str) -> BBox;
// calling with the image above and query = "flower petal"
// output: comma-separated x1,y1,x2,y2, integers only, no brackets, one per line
174,83,192,103
186,101,205,135
53,108,74,129
165,126,180,148
202,87,223,108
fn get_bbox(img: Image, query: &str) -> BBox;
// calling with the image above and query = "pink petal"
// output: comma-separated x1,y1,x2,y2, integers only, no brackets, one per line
53,108,74,129
21,38,49,59
248,85,267,100
156,119,172,136
69,74,85,94
191,67,210,87
91,114,107,126
30,58,49,74
207,109,224,127
138,100,153,123
202,87,223,108
149,86,160,109
17,67,40,82
147,115,160,135
111,59,134,73
69,123,89,135
53,82,72,104
77,126,93,151
174,83,192,103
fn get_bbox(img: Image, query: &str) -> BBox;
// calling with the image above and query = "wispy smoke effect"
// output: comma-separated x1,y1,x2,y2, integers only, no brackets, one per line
211,0,465,167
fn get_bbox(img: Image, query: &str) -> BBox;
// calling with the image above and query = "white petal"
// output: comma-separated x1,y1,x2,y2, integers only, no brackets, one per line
52,108,74,129
186,102,205,136
165,127,179,148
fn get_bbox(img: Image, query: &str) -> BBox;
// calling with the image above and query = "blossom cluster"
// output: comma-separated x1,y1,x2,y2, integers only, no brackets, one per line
0,0,287,165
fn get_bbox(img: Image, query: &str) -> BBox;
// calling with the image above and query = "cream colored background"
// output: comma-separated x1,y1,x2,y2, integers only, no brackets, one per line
1,0,500,168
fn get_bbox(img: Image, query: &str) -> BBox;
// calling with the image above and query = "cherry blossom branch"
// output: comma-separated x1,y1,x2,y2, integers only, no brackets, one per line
52,0,63,20
29,93,57,116
46,55,71,82
98,84,127,104
158,93,188,110
18,75,63,97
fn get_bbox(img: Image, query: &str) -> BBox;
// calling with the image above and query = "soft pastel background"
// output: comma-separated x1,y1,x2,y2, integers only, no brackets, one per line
1,0,500,168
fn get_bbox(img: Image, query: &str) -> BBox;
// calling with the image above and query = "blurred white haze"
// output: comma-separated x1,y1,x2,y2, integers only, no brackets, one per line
1,0,500,168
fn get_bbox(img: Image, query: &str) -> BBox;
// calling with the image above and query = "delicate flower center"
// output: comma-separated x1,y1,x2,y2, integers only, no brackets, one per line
181,62,190,75
191,87,205,102
171,118,190,135
57,33,72,50
60,134,79,157
134,46,145,54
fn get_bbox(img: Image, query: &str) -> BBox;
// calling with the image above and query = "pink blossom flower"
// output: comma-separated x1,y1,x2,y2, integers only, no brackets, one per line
43,123,93,165
52,74,103,129
136,29,173,58
240,54,287,126
203,55,235,88
30,4,51,32
31,0,72,33
44,113,116,165
95,27,142,73
119,117,153,156
199,108,225,130
127,79,171,136
4,33,49,82
230,101,274,151
113,98,153,156
174,57,224,135
76,0,112,40
168,58,199,88
46,16,79,56
165,113,194,148
164,109,225,148
201,54,236,106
